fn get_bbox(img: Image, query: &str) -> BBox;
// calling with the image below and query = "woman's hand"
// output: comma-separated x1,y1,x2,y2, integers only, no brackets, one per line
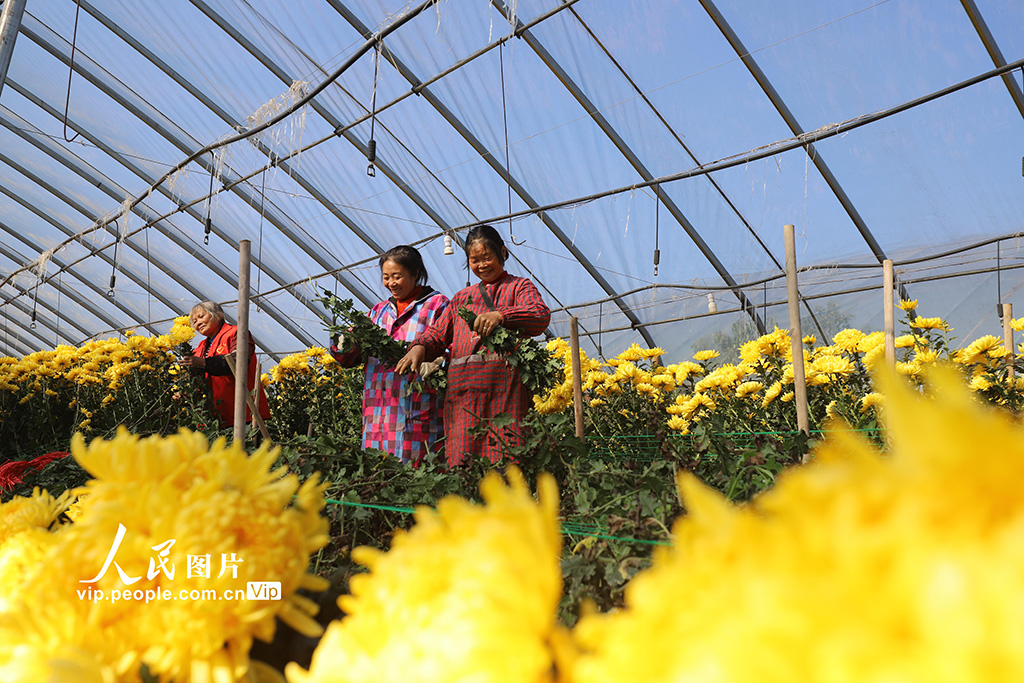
177,356,205,370
395,344,426,375
473,310,504,337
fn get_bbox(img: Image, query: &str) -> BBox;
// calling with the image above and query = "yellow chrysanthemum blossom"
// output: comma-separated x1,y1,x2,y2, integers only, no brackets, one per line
810,354,855,377
0,488,72,546
897,298,918,311
894,334,917,349
567,368,1024,682
735,381,763,398
666,416,689,433
287,468,561,683
1011,317,1024,332
693,350,720,362
831,328,865,353
761,381,783,407
0,429,329,683
956,335,1003,365
859,392,885,413
910,316,951,331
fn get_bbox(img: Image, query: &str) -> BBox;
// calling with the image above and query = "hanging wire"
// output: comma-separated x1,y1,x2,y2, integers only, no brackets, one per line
653,190,660,277
108,217,121,297
204,154,215,245
144,224,152,324
366,39,381,177
55,270,63,345
256,168,267,313
997,239,1003,316
30,269,41,330
62,0,83,144
499,43,524,246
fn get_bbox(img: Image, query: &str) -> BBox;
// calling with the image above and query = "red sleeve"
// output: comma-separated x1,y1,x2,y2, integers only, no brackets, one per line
497,278,550,336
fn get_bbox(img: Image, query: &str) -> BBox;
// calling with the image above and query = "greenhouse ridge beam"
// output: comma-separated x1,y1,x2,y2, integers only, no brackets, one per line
698,0,910,303
18,15,377,314
329,0,658,348
492,0,765,336
6,79,320,352
959,0,1024,119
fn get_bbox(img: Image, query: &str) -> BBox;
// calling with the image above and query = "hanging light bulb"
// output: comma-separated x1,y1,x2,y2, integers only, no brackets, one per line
707,292,718,314
443,234,454,255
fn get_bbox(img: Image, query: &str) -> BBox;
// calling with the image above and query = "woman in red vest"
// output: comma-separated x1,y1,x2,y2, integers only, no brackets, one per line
178,301,270,427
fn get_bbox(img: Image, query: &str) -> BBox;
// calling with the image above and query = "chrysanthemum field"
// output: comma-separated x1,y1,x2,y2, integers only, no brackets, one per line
3,304,1024,681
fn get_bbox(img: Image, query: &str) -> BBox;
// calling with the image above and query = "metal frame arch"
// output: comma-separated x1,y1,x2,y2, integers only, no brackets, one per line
18,13,378,314
959,0,1024,119
697,0,911,303
488,0,766,336
327,0,660,348
2,85,319,352
0,226,128,342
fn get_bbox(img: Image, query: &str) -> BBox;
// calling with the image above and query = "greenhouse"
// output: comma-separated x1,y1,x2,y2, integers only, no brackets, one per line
2,0,1024,681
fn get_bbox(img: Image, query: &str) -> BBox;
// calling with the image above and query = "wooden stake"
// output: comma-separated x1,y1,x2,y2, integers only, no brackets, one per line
1003,303,1014,382
883,259,895,369
570,316,585,439
784,225,809,438
234,240,251,443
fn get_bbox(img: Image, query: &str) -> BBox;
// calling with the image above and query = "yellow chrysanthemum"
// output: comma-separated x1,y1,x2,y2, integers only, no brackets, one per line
762,381,783,407
968,375,993,392
692,350,719,362
616,344,648,363
897,298,918,311
1010,317,1024,332
567,368,1024,682
810,354,855,377
0,488,72,546
735,381,763,398
287,468,561,683
666,416,689,433
894,334,917,349
831,328,865,353
859,392,885,413
0,429,329,683
956,335,1003,365
910,316,951,331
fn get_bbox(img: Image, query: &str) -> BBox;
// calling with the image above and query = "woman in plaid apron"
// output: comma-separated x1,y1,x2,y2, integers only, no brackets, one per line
331,246,449,465
397,226,550,466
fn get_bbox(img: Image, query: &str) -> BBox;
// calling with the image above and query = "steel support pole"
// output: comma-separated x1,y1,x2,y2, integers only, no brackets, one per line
784,225,809,438
234,240,251,443
0,0,28,100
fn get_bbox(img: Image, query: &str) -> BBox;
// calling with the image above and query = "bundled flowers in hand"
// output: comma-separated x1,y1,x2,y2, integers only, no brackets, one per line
458,299,561,395
316,290,445,391
0,428,329,682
